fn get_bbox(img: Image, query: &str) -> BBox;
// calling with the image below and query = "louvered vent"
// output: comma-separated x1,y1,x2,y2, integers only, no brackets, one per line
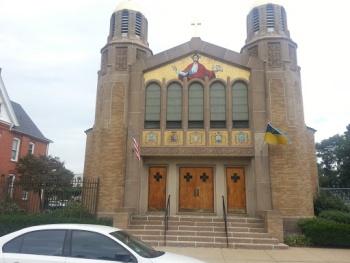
135,13,141,37
121,10,129,35
266,5,274,32
253,8,259,34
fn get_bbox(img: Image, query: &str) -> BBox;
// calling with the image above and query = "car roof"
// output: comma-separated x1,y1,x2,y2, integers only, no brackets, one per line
5,224,121,236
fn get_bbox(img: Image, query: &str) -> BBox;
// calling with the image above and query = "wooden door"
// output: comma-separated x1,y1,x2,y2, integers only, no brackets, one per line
179,167,214,212
148,167,167,211
226,167,246,213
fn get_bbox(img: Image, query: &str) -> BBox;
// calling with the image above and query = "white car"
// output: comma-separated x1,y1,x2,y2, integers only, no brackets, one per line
0,224,206,263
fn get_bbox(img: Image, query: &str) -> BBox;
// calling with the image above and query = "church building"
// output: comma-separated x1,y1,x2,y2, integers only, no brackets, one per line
83,0,318,240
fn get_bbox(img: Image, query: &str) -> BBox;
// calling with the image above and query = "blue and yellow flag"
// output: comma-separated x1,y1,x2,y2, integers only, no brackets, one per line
264,124,291,145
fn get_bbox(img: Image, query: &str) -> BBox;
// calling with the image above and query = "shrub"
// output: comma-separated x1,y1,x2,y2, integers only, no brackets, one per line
50,201,92,218
0,200,22,214
284,234,312,247
298,217,350,247
314,191,350,216
318,210,350,224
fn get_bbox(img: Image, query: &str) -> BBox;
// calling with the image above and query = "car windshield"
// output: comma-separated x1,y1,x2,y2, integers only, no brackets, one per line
110,231,164,258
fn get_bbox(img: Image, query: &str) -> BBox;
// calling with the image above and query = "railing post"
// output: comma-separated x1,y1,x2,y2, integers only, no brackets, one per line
222,196,229,248
164,195,170,246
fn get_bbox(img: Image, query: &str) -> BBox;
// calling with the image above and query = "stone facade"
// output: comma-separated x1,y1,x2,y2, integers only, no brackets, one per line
83,1,318,238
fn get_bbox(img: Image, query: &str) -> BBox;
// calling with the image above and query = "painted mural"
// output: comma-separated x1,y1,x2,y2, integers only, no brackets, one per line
144,53,250,83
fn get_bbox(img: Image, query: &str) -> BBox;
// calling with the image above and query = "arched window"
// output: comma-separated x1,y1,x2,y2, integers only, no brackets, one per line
188,83,204,128
121,10,129,36
210,82,226,128
167,83,182,129
135,13,142,37
253,8,259,34
145,83,161,129
266,4,274,32
232,82,249,128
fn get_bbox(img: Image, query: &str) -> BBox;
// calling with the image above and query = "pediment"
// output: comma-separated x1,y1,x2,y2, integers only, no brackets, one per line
138,37,263,83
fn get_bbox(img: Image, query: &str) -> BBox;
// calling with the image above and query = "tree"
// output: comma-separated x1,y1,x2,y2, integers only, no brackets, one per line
316,124,350,188
15,154,74,211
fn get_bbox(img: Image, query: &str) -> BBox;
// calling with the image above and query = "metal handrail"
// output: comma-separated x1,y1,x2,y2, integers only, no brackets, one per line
222,196,229,248
164,195,170,246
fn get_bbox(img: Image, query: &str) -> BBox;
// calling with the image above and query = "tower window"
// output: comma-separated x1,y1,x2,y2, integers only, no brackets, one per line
145,83,161,129
110,13,116,38
232,82,249,128
210,82,226,128
253,8,259,34
135,13,142,37
167,83,182,129
188,83,204,129
281,7,286,32
266,5,274,32
121,10,129,36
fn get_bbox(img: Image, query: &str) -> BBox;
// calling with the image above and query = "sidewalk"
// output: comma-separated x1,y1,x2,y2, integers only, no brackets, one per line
157,246,350,263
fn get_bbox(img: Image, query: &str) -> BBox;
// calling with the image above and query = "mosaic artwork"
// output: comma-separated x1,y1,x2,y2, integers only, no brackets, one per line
142,131,161,146
144,53,250,83
187,131,206,146
232,131,251,146
209,131,228,146
164,131,183,146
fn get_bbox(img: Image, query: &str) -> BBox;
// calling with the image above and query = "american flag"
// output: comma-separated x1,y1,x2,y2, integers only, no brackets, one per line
131,128,141,161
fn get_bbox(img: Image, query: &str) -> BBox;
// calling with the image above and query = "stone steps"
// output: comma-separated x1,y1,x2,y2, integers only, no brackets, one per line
126,214,288,250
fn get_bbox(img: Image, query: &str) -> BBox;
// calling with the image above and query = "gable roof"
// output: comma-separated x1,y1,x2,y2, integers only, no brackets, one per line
0,70,19,126
136,37,264,73
10,101,52,143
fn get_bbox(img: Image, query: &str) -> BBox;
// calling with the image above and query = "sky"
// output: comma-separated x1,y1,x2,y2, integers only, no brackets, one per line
1,0,349,174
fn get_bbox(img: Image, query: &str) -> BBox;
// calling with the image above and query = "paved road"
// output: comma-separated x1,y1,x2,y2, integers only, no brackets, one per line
157,246,350,263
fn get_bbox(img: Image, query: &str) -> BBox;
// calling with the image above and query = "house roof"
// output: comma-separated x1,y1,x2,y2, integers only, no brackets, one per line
11,101,52,143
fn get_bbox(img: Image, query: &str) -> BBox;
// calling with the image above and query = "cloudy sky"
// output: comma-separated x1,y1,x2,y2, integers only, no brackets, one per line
1,0,349,174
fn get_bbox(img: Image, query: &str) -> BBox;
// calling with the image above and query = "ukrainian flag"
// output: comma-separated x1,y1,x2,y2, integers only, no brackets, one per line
264,123,291,145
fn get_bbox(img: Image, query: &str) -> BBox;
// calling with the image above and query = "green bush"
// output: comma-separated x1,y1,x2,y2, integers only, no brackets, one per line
50,201,92,218
284,234,312,247
314,191,350,216
298,217,350,247
318,210,350,224
0,200,22,214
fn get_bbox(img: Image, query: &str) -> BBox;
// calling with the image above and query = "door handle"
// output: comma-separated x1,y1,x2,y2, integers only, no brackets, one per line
193,188,200,197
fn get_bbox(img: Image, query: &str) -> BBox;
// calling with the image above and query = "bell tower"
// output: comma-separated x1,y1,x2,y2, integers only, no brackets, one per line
84,0,152,212
241,1,318,224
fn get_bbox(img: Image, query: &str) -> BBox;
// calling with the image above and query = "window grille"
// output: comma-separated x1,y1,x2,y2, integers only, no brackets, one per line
210,82,226,128
145,83,161,129
188,83,204,128
232,82,249,128
167,83,182,129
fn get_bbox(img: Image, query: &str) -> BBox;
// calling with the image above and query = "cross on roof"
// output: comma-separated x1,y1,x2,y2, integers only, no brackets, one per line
191,19,201,37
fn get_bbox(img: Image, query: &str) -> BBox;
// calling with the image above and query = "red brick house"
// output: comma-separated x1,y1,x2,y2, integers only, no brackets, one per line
0,68,51,212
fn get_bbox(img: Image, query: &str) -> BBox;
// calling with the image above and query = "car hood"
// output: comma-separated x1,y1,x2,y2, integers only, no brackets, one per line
149,251,206,263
